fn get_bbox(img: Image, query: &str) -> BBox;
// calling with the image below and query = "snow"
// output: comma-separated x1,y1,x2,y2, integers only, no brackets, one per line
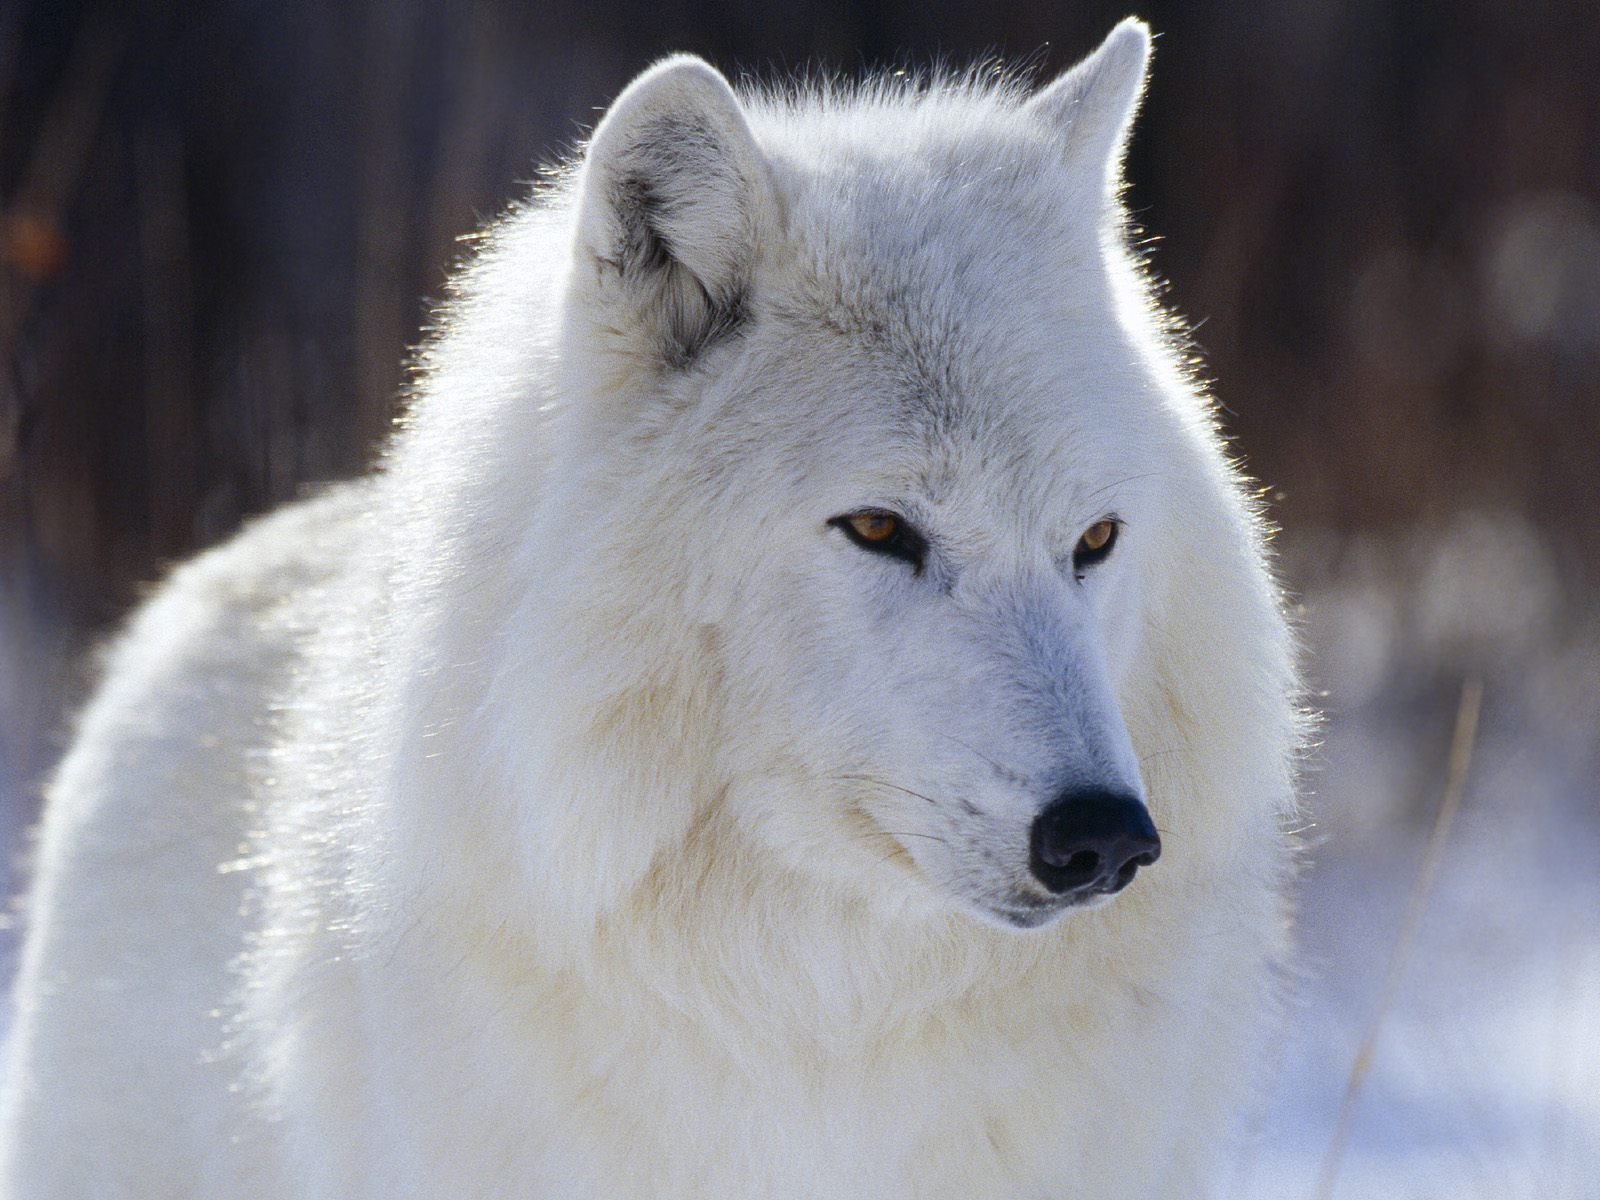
1238,516,1600,1197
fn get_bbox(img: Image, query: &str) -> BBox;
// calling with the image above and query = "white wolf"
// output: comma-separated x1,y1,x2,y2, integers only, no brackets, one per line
1,19,1300,1199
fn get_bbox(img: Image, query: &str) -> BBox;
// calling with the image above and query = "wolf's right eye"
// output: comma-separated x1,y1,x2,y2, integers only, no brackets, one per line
829,509,927,573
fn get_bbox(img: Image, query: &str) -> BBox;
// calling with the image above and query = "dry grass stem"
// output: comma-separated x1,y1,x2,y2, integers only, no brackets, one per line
1310,677,1484,1200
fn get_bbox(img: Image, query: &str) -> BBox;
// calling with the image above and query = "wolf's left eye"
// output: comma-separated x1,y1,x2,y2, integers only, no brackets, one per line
829,509,927,573
1072,519,1120,575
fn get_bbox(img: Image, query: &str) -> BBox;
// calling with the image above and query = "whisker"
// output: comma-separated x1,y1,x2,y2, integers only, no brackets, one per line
934,732,1033,788
835,773,941,807
875,830,949,845
1082,470,1169,506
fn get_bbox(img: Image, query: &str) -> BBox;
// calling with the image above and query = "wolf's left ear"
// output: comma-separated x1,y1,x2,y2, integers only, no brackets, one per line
568,56,778,370
1024,18,1152,198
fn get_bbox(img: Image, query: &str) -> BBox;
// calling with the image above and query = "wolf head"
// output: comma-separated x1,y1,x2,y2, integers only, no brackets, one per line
432,22,1293,939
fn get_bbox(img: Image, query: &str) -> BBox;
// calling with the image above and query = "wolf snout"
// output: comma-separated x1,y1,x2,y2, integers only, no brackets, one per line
1028,789,1161,897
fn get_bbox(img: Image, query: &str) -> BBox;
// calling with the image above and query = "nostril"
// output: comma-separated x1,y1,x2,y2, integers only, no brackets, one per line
1028,788,1160,897
1065,850,1100,876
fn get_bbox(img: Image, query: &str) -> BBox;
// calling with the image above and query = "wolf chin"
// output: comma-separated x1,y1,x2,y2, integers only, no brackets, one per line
1,19,1301,1199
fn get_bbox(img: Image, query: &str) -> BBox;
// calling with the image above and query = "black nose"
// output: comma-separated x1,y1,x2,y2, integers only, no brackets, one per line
1029,788,1161,896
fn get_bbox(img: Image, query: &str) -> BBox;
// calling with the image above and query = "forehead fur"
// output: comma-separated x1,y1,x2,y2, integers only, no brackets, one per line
748,76,1109,329
564,70,1157,523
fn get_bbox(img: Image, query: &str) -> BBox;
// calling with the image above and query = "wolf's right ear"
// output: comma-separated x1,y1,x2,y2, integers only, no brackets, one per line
567,57,778,371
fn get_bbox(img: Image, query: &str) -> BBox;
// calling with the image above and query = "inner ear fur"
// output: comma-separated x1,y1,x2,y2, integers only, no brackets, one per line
571,56,778,369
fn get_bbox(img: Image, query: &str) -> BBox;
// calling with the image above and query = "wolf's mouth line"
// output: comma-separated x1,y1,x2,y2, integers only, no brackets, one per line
991,892,1106,918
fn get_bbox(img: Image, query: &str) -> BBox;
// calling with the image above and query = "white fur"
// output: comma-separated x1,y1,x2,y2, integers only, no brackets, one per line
1,20,1301,1198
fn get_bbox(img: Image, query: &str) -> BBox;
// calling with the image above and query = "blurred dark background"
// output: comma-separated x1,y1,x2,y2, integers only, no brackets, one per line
4,0,1598,627
2,2,1598,1190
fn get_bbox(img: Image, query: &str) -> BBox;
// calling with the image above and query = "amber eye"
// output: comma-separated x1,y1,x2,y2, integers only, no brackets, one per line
829,508,927,572
847,512,897,542
1072,519,1120,574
